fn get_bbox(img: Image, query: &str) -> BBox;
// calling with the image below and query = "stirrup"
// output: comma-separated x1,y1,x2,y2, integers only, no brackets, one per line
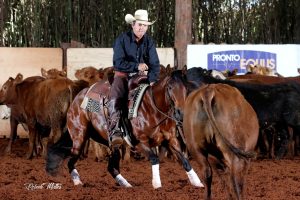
110,130,123,146
111,136,123,146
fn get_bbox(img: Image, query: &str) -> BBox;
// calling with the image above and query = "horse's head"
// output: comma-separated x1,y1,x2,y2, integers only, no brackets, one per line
166,70,190,122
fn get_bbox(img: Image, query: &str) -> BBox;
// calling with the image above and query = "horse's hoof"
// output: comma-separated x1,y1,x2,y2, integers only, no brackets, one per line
26,153,33,159
5,147,11,154
115,174,132,187
153,185,162,189
152,180,162,189
73,179,83,186
195,182,205,188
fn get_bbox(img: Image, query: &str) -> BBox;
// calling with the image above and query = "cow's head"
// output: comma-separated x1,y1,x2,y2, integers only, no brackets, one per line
75,66,103,85
0,73,23,104
41,68,67,79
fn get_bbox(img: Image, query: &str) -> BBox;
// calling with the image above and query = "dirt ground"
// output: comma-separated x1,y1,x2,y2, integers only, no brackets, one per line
0,138,300,200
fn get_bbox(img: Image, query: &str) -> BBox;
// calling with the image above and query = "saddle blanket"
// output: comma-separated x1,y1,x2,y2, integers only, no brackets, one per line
80,82,149,117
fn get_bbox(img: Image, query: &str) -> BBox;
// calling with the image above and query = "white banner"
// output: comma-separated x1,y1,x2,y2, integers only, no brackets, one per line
187,44,300,76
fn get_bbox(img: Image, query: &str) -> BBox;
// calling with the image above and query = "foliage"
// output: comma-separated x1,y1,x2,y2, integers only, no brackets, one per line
0,0,299,47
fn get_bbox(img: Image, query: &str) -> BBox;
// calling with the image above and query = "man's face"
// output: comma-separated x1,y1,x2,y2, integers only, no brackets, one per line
132,22,148,40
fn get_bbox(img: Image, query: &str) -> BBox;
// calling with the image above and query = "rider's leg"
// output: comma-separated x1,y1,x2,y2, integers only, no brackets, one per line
108,99,123,145
108,75,128,146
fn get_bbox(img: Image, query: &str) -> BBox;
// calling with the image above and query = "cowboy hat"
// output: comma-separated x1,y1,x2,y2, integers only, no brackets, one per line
125,9,156,25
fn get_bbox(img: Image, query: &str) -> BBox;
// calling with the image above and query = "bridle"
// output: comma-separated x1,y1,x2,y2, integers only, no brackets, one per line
149,78,182,124
149,75,187,145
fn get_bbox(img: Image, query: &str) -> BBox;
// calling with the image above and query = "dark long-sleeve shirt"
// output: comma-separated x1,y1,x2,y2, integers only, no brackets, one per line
113,30,160,83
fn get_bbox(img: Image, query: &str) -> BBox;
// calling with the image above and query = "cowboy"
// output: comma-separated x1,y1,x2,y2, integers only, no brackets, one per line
107,9,160,146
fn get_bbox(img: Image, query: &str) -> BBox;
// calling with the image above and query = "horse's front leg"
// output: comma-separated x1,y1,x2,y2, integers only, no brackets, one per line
138,143,162,189
169,138,204,187
108,145,132,187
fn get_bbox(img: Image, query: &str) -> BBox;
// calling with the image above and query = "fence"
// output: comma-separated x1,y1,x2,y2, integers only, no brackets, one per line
0,47,174,137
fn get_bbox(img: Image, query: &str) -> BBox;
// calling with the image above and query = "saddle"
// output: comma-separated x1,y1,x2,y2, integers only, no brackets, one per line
127,74,149,119
80,74,149,147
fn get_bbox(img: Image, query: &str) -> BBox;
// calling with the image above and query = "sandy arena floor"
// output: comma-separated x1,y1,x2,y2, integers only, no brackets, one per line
0,138,300,200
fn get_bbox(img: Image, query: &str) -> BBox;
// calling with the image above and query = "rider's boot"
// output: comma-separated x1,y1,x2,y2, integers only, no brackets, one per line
108,99,123,146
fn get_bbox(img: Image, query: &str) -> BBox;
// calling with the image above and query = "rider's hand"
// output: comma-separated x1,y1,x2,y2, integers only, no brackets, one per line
138,63,148,72
150,82,155,86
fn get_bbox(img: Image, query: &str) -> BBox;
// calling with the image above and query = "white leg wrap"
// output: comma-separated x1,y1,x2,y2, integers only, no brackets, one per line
115,174,132,187
152,164,162,189
187,169,204,187
71,169,83,185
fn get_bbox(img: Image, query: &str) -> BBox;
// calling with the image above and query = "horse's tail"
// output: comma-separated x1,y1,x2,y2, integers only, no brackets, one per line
46,129,72,176
202,88,256,159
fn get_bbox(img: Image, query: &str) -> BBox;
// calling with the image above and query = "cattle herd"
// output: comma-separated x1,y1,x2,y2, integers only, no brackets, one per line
0,64,299,199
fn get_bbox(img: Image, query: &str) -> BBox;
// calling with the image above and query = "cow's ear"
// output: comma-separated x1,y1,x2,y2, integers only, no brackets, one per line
62,68,67,76
41,68,48,77
182,65,187,74
15,73,23,83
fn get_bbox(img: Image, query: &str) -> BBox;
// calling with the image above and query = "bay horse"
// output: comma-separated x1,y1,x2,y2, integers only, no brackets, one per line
46,71,203,188
179,83,259,200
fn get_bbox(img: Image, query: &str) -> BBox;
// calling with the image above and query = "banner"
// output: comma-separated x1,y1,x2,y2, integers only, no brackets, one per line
187,44,300,76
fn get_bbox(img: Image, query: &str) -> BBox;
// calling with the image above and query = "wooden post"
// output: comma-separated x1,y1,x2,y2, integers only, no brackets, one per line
174,0,192,69
0,0,4,47
60,43,71,70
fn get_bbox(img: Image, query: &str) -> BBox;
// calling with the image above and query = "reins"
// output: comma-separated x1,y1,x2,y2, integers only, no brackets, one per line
149,86,186,144
150,77,187,146
149,80,183,126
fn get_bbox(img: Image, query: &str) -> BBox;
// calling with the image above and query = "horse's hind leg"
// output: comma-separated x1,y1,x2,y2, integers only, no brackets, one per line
108,145,132,187
67,124,89,185
68,154,83,185
68,138,91,186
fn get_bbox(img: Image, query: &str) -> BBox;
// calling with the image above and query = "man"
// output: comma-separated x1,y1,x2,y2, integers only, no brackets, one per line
108,9,160,146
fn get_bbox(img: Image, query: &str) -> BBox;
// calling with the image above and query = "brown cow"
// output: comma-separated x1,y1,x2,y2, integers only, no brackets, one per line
41,67,67,79
0,74,88,158
246,64,276,76
75,66,104,85
228,73,300,84
183,83,259,200
1,75,45,155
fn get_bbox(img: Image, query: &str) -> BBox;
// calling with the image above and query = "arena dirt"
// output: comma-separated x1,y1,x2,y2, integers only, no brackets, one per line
0,138,300,200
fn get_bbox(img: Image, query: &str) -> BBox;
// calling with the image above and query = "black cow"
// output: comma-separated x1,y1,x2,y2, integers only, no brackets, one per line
187,67,300,158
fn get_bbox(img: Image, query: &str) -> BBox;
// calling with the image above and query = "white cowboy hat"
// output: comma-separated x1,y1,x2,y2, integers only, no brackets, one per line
125,9,156,25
